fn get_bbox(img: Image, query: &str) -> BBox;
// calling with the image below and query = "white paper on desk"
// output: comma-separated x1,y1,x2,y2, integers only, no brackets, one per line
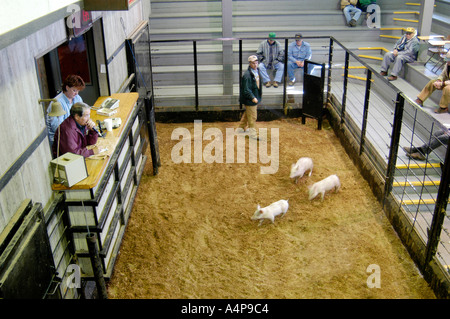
88,154,109,160
87,136,119,159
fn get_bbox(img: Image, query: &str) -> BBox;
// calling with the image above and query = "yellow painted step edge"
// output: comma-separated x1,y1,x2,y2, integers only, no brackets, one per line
393,18,419,23
341,74,373,81
358,55,383,61
341,66,367,69
401,198,436,205
358,47,389,53
394,11,420,14
396,163,441,169
393,180,440,187
405,3,436,7
380,35,401,39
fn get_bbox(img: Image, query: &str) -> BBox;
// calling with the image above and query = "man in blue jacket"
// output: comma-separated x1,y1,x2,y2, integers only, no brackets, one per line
238,55,262,139
287,33,312,86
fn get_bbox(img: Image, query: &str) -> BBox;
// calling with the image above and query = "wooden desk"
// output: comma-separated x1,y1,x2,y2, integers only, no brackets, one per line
418,35,444,41
428,40,450,47
52,92,148,278
52,92,139,191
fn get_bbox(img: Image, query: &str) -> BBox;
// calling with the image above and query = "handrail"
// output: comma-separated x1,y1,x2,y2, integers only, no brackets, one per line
148,33,450,292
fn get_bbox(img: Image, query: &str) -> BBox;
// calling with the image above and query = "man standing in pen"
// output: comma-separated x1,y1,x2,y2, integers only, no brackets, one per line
237,55,262,140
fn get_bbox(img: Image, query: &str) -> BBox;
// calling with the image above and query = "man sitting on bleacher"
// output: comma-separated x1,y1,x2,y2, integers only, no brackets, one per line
415,51,450,114
256,32,285,88
380,27,420,81
287,33,312,86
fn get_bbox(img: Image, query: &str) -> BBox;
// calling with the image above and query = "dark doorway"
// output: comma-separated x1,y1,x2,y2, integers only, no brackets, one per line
39,27,99,106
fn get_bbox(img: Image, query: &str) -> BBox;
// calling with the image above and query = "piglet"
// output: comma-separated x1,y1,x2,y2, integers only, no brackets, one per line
308,174,340,201
290,157,313,183
251,199,289,226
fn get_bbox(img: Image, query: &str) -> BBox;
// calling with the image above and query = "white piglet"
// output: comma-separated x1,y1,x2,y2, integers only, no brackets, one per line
290,157,313,183
308,174,341,201
251,199,289,226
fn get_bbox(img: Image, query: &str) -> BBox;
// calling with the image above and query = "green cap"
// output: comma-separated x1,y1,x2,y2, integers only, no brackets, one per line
269,32,276,39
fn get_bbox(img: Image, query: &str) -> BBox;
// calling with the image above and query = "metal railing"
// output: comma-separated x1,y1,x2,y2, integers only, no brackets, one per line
147,35,450,292
149,36,331,110
327,37,450,278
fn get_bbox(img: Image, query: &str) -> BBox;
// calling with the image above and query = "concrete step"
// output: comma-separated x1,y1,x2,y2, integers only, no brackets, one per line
393,176,441,195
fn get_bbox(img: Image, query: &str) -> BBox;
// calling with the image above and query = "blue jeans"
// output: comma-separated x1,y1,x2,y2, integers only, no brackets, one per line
258,62,284,83
343,5,361,23
287,61,304,82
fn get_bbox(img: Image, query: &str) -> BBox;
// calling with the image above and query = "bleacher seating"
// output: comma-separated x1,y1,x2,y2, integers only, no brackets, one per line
148,0,449,110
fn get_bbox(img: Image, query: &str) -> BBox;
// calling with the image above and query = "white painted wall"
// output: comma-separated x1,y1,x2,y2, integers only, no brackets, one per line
0,0,79,36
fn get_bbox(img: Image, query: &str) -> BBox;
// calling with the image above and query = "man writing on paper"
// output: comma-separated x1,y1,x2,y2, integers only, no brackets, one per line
52,102,100,158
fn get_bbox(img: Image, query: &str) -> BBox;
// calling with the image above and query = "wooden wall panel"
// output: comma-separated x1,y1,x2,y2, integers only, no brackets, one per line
102,4,143,93
0,20,67,234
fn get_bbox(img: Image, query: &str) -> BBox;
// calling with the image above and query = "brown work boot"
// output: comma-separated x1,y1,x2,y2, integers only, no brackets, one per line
403,146,414,154
388,75,397,81
380,71,387,76
265,81,272,88
414,98,423,107
408,152,426,161
273,81,279,88
434,107,448,114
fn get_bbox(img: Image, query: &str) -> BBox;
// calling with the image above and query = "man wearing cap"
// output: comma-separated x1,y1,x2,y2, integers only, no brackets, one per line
238,55,262,139
287,33,312,86
415,51,450,114
380,27,419,81
256,32,285,88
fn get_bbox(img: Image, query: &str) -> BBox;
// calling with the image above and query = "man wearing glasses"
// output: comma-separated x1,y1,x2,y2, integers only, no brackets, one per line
380,27,419,81
52,102,100,158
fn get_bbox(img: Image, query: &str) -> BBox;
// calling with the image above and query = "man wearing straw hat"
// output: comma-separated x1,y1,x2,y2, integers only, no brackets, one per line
380,27,419,81
415,51,450,114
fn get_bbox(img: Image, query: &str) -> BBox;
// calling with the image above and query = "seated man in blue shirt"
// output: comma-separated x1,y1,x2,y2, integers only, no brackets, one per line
287,33,312,86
